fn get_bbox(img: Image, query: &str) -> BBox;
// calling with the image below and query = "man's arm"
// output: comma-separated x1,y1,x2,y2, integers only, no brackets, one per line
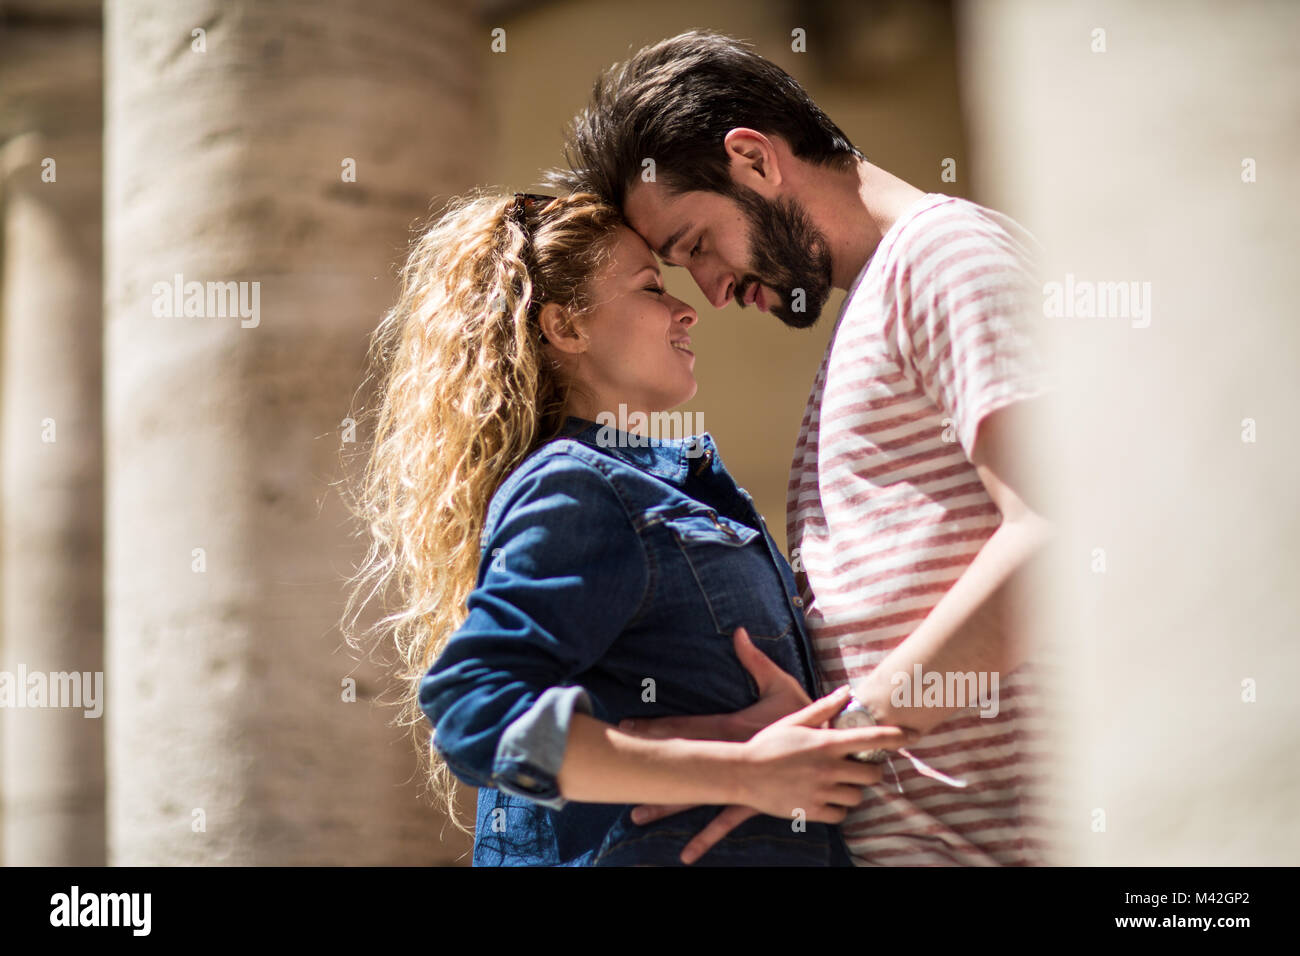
850,398,1050,733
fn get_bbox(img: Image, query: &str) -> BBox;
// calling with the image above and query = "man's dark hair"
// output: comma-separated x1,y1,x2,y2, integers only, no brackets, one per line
544,30,864,207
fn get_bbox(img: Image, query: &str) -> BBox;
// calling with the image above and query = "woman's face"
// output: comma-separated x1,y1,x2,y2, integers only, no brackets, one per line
550,225,699,420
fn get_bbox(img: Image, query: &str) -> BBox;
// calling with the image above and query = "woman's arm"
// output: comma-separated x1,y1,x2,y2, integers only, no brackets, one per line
558,694,913,823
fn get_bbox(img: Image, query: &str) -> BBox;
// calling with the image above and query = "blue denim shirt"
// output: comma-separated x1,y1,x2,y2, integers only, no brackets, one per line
419,416,852,866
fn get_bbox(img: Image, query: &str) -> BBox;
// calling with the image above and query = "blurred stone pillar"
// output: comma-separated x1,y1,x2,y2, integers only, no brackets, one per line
959,0,1300,863
104,0,483,863
0,18,105,866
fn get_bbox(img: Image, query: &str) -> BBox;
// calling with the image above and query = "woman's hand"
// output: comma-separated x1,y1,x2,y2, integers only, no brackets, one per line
731,686,913,822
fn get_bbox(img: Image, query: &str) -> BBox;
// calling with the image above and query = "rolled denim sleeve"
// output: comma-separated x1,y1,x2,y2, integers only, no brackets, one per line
493,686,593,807
418,451,650,809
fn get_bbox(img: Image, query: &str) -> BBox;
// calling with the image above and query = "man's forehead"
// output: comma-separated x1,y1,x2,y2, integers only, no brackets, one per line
624,180,691,256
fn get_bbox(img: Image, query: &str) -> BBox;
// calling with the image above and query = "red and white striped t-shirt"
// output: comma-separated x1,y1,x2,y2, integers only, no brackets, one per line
787,193,1053,866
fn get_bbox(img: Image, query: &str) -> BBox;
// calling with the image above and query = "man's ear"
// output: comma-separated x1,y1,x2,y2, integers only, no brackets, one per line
723,128,783,194
538,302,585,354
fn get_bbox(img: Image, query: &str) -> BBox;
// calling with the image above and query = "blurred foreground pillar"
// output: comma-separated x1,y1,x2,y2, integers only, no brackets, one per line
104,0,482,863
0,18,105,866
960,0,1300,863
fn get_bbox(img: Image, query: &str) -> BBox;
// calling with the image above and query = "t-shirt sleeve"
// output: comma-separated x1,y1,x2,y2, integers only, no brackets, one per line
888,204,1053,460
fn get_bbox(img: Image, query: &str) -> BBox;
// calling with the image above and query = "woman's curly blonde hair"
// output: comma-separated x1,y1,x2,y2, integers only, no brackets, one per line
341,189,623,831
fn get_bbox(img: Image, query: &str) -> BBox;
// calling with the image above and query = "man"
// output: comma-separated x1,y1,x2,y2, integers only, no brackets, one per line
546,30,1054,866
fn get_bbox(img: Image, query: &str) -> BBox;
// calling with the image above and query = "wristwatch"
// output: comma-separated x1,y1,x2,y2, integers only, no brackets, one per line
833,694,890,763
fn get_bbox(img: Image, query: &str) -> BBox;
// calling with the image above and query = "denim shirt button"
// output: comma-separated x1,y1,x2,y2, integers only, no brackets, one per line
791,595,804,608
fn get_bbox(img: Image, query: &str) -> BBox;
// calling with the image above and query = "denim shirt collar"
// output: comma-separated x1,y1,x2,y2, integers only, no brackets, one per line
558,415,714,487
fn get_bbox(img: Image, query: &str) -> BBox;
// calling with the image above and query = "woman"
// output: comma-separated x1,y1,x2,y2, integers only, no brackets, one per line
346,190,908,866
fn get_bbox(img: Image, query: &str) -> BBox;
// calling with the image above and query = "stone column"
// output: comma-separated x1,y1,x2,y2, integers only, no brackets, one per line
0,17,105,866
104,0,483,864
959,0,1300,863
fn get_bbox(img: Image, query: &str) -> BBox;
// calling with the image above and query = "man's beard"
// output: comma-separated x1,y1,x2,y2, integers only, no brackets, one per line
730,188,834,329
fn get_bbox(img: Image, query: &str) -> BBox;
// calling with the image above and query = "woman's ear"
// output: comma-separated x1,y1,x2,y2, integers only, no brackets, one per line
538,302,586,354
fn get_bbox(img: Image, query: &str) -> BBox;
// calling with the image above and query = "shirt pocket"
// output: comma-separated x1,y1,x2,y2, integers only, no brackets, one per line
632,502,811,698
660,511,796,645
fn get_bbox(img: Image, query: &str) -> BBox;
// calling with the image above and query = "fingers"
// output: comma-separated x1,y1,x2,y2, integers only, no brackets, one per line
827,783,872,808
630,803,697,825
778,684,853,728
824,725,916,756
617,716,683,739
829,759,885,788
681,806,757,865
676,790,871,865
732,627,780,686
618,714,739,741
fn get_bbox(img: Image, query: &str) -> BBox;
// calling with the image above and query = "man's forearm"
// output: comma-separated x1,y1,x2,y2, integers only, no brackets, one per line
556,712,749,805
852,512,1050,733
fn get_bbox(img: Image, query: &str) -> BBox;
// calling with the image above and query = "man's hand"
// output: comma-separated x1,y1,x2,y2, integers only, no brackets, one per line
618,627,812,743
683,689,911,863
618,625,816,835
629,686,915,864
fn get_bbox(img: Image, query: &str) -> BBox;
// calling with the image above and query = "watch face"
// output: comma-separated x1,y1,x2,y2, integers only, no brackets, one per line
835,703,888,763
834,706,874,730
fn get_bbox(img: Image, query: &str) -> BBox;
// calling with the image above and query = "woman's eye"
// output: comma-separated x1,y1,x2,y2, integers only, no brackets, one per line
645,285,666,295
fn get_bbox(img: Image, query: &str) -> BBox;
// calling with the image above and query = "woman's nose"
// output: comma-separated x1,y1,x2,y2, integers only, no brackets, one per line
670,295,698,328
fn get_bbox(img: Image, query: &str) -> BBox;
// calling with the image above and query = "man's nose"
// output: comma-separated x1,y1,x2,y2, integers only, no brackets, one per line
690,263,732,310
